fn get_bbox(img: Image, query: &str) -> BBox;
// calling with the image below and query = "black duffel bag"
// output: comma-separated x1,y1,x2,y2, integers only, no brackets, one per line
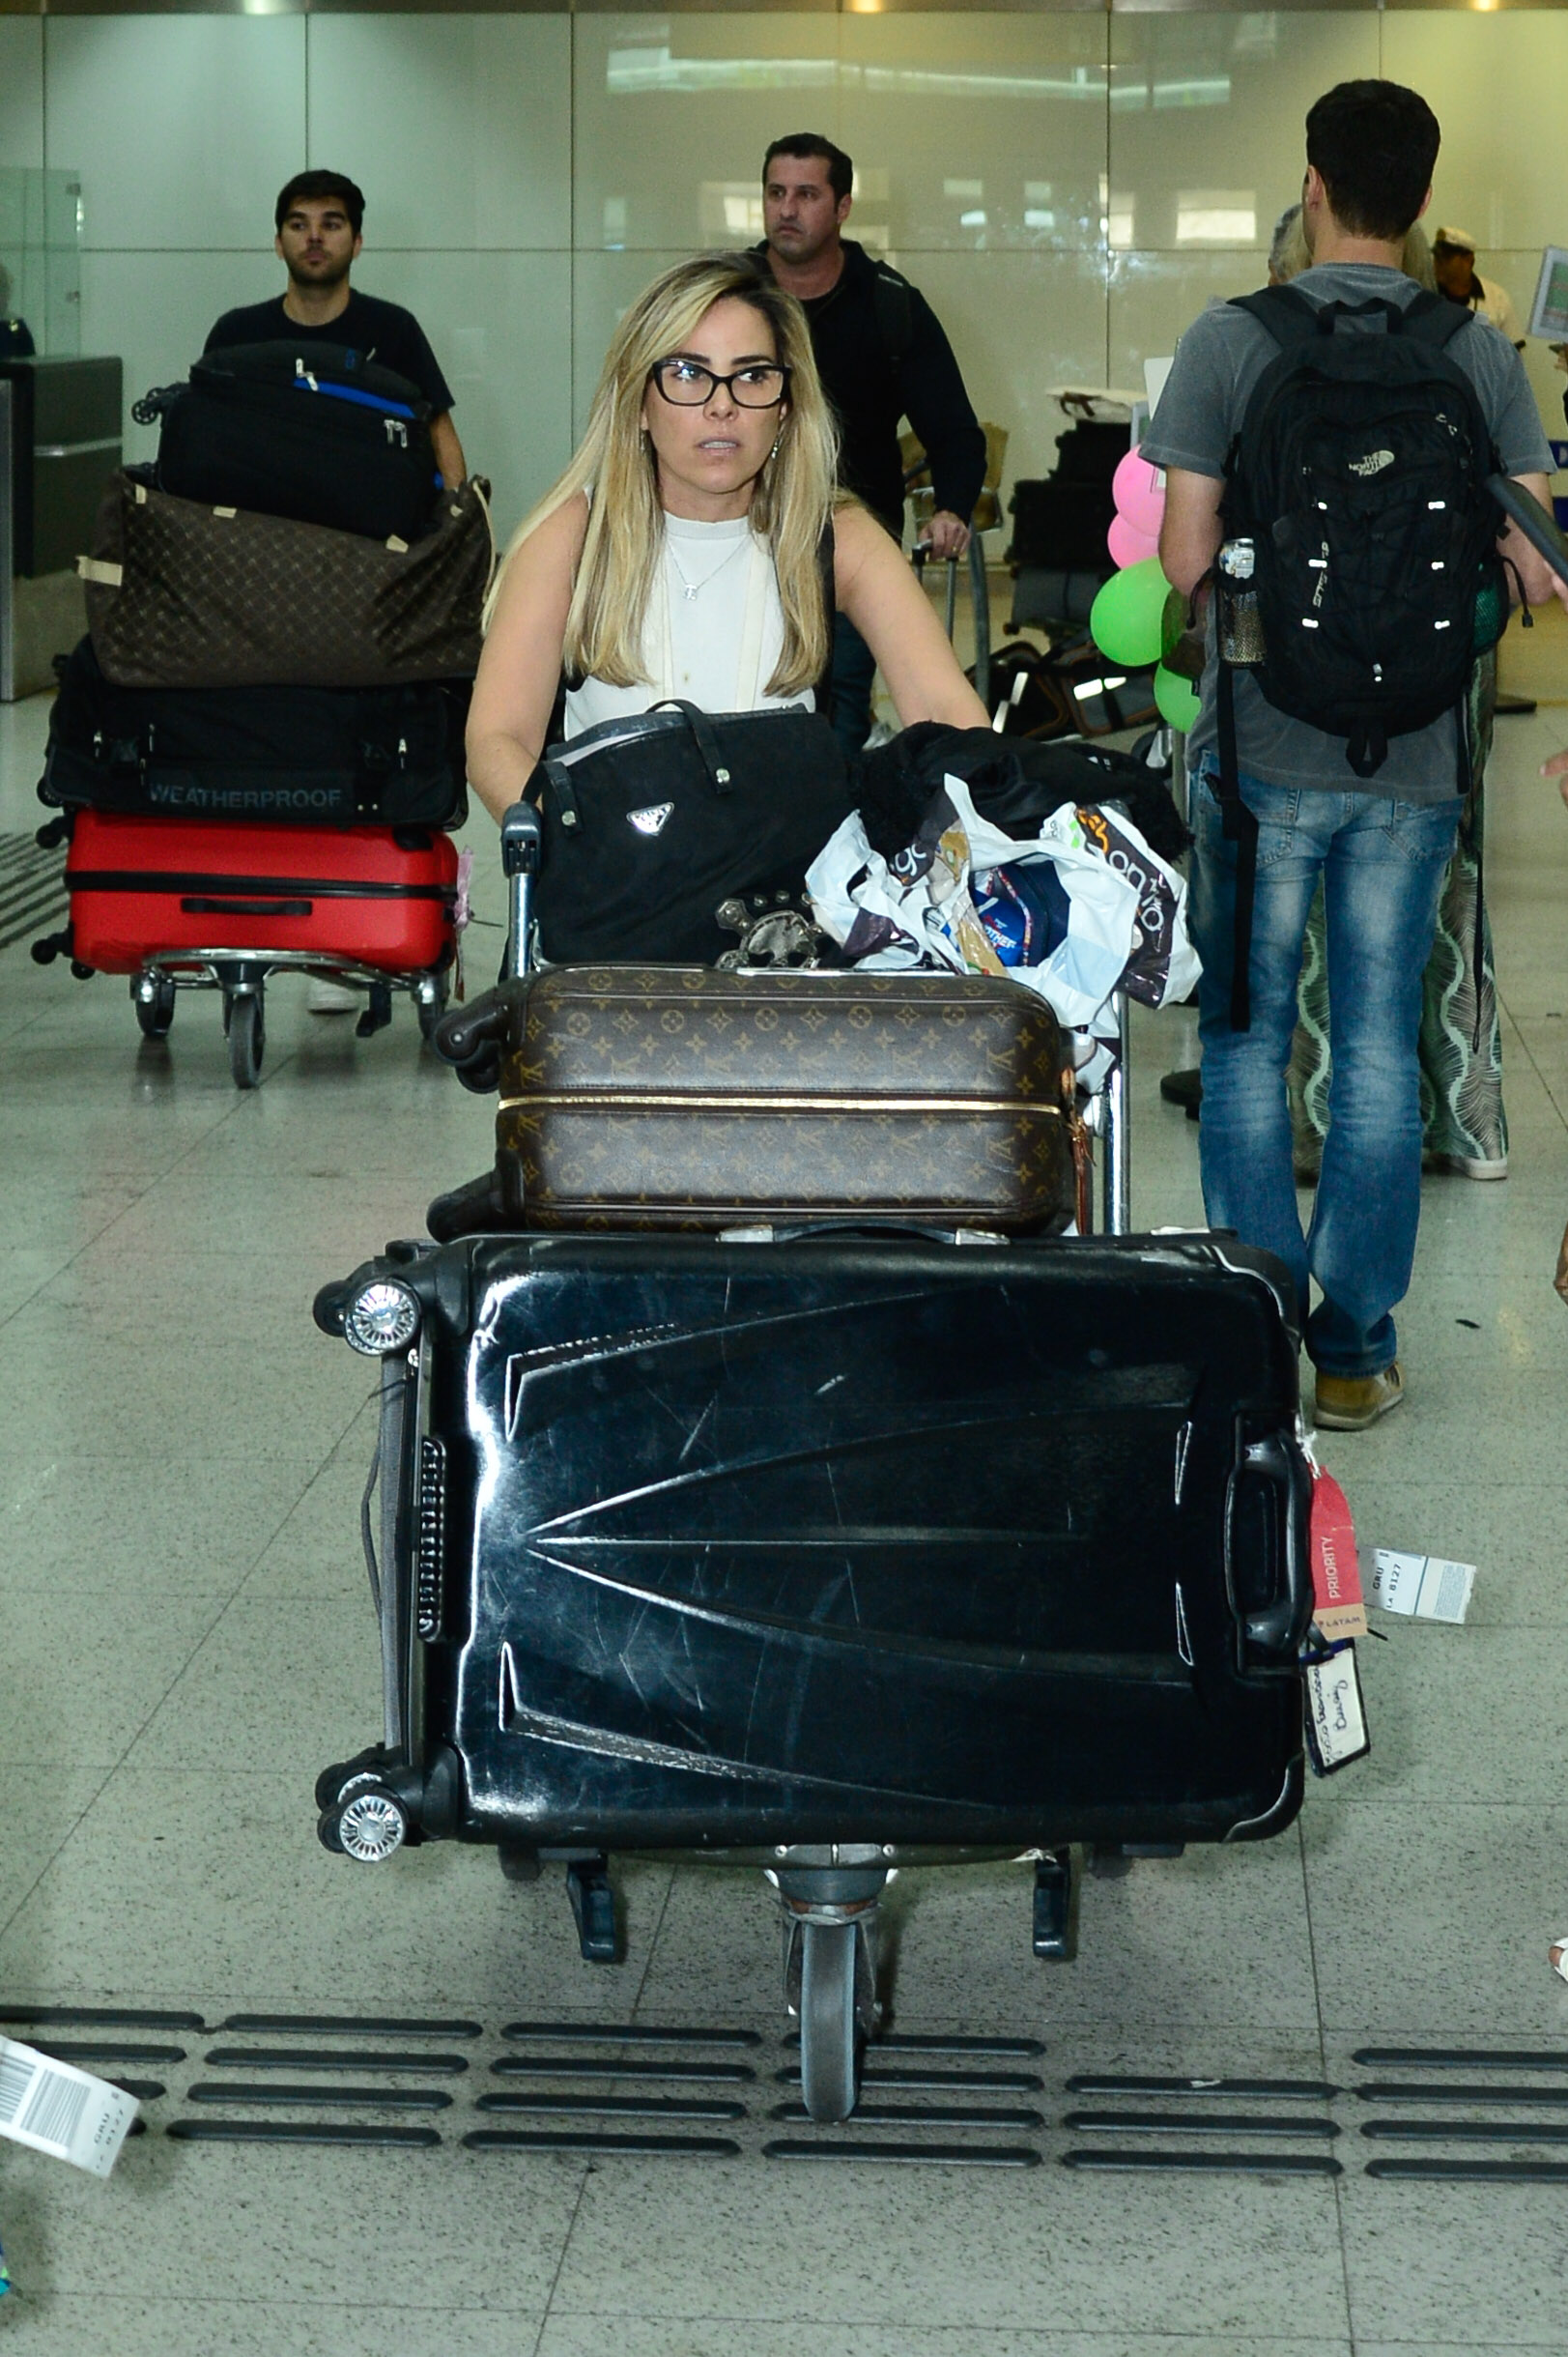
134,340,441,543
530,702,853,965
39,637,469,828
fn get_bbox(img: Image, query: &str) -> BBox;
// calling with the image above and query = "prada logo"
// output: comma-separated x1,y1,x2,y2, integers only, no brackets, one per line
628,802,674,837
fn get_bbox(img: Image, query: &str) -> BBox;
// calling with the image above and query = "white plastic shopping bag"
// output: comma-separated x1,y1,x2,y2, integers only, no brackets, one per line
807,775,1197,1034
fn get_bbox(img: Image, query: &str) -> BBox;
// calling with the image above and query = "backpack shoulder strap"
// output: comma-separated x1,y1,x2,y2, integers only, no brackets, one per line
871,267,914,373
1394,286,1474,351
1228,282,1324,350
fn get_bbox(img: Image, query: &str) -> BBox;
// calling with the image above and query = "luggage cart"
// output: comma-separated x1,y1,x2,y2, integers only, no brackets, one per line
1082,992,1131,1236
32,808,459,1088
126,950,449,1089
311,808,1308,2127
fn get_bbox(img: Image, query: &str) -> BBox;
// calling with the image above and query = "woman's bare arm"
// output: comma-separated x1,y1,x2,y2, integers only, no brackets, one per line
834,503,989,731
466,496,587,825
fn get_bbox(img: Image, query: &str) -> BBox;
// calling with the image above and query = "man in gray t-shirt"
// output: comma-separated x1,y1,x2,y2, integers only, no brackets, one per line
1141,76,1558,1433
1144,268,1551,798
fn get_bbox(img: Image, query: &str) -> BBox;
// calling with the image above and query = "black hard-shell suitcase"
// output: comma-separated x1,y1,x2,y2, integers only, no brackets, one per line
136,341,440,542
314,1225,1312,2117
39,639,469,828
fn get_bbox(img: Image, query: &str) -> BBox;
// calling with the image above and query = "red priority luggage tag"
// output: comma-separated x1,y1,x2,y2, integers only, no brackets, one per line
1301,1461,1371,1775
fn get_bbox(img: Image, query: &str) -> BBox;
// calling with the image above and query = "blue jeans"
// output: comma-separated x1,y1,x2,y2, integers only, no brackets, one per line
1188,767,1463,1378
829,614,878,762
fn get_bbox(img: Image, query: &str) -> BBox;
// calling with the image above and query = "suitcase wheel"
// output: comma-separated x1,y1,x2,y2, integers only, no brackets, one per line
565,1855,620,1965
132,973,176,1041
318,1772,409,1864
794,1918,872,2126
223,988,265,1090
414,970,449,1046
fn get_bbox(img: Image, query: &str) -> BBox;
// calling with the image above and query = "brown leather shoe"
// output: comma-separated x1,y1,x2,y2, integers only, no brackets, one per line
1314,1362,1405,1432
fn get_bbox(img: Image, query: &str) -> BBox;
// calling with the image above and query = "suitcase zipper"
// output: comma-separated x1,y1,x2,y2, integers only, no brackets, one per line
499,1088,1066,1117
69,868,454,904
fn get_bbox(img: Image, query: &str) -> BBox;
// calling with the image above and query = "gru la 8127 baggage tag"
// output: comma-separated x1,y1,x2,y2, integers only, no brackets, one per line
1300,1457,1372,1774
0,2035,139,2175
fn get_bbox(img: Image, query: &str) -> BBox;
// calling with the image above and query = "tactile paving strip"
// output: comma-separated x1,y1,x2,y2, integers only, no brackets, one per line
0,833,69,958
5,2004,1566,2176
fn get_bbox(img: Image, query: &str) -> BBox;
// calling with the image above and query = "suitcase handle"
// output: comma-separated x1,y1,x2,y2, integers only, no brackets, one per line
1229,1431,1313,1662
181,895,313,919
721,1219,1007,1249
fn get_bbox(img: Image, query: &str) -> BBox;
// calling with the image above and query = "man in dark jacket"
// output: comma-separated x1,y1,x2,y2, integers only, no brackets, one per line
755,133,986,756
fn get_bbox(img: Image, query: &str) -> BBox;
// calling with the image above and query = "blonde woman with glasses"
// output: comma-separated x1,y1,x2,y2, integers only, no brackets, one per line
466,253,986,827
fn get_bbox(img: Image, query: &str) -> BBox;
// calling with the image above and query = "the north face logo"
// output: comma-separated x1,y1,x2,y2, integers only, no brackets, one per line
1347,448,1395,478
628,803,674,837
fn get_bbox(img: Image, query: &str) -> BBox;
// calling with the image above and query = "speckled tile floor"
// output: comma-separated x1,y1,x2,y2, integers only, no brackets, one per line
2,680,1567,2354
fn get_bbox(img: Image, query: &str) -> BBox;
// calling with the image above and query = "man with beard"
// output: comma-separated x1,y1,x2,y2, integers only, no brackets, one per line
206,170,464,490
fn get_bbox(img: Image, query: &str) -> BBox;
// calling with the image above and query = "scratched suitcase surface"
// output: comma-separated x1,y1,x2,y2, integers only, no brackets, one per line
317,1228,1312,1856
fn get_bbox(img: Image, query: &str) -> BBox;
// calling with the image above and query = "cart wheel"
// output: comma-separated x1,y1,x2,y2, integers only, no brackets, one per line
133,975,176,1040
415,971,450,1045
498,1839,542,1884
799,1919,862,2124
227,992,265,1090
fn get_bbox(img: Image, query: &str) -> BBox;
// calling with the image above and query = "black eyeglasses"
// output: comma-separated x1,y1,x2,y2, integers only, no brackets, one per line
649,359,791,409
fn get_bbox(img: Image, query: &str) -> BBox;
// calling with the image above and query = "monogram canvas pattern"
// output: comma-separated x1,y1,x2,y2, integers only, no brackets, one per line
86,474,489,690
497,966,1076,1233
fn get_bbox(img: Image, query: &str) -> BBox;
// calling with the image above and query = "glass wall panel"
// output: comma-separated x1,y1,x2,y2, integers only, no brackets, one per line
46,17,306,252
1383,12,1568,255
574,13,840,254
308,14,571,250
1109,13,1379,260
1,167,81,358
0,20,44,174
841,14,1108,256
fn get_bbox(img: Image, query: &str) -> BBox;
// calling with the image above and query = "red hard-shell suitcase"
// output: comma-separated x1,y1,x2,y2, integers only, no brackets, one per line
66,808,458,973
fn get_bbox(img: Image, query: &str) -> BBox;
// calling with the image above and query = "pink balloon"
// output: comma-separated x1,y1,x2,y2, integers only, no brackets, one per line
1112,446,1166,539
1108,511,1160,571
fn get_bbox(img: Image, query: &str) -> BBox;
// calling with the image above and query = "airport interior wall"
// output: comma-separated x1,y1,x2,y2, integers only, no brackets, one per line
2,7,1567,542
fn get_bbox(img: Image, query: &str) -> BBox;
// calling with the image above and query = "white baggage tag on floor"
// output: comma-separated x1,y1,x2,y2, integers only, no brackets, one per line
0,2035,138,2175
1364,1548,1476,1624
1303,1643,1370,1773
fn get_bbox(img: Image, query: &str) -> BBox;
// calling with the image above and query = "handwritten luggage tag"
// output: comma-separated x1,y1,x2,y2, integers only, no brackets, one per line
1300,1459,1371,1774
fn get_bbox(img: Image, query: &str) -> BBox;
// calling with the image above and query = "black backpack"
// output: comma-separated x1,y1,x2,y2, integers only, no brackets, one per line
1212,283,1505,1025
133,340,440,543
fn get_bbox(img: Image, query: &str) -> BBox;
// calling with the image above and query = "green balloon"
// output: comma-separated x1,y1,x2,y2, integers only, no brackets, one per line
1154,663,1202,733
1090,558,1171,668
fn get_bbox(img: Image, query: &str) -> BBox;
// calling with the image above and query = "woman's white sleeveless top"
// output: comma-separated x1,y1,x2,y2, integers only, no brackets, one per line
562,513,814,738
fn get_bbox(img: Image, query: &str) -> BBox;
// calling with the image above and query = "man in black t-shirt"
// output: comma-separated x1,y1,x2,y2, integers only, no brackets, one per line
207,169,465,489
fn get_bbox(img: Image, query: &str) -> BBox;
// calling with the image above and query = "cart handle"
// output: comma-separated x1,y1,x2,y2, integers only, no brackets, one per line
500,800,542,983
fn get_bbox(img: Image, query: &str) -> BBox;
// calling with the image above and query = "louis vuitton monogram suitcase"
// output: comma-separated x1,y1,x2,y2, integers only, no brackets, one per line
488,963,1082,1234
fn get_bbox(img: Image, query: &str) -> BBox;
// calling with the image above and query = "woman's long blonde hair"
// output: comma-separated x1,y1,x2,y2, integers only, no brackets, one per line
489,253,841,697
